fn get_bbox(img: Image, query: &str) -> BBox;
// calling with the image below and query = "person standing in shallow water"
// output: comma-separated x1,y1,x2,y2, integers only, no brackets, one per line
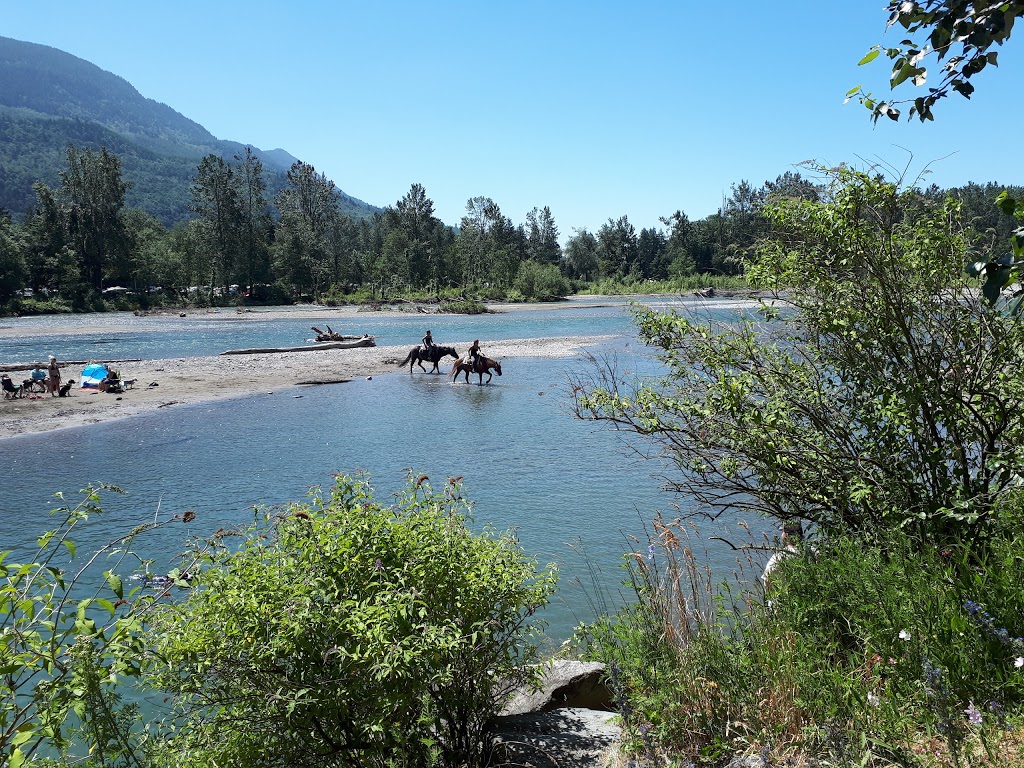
46,355,61,397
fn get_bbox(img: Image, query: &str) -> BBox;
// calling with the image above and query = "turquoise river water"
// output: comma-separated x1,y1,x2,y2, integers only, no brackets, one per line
0,297,768,642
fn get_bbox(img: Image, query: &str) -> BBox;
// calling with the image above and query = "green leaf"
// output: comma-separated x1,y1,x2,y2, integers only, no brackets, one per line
996,191,1018,216
95,598,117,616
965,260,987,277
63,539,76,558
982,268,1012,304
105,571,124,600
845,85,862,97
10,747,26,768
858,49,881,66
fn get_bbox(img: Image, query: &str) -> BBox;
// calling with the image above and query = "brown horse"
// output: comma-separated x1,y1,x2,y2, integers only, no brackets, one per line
397,345,459,373
449,355,502,384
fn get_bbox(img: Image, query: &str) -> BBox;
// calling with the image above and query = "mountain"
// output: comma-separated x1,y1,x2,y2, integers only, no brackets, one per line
0,36,380,225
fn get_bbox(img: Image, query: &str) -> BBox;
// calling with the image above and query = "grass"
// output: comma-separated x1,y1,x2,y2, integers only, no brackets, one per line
569,510,1024,767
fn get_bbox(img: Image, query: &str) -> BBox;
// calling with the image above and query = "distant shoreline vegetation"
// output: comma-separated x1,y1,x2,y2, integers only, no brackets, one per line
1,129,1020,318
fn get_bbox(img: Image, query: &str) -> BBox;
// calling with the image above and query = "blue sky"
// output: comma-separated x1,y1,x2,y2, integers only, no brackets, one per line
4,1,1022,237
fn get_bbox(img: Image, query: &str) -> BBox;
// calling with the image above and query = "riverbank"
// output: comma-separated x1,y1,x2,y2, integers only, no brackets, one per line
0,334,614,440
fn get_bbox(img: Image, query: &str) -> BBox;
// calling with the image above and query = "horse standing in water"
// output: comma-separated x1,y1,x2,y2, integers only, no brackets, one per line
397,345,459,373
450,355,502,385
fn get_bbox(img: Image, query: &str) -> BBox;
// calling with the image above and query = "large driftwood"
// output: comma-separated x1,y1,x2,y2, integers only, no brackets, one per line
310,325,366,342
220,337,375,356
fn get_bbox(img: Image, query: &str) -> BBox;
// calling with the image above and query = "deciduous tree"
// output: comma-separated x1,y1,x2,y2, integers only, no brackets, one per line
573,166,1024,543
853,1,1024,122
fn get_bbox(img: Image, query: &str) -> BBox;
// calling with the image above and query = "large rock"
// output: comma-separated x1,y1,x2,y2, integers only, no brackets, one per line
501,660,612,716
490,707,619,768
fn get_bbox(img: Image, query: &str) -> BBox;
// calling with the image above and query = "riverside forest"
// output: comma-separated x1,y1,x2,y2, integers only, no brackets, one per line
0,141,1021,315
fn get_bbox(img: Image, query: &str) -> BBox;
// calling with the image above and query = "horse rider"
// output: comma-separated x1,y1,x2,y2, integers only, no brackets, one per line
467,339,482,371
422,329,434,352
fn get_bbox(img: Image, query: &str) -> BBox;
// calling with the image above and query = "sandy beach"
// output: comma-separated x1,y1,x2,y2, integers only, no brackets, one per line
1,296,762,440
0,319,615,440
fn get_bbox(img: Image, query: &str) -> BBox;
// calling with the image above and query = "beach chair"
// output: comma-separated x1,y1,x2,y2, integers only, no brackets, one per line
1,375,24,399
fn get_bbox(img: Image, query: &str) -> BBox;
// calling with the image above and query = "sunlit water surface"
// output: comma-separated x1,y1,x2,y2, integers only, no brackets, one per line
0,298,769,642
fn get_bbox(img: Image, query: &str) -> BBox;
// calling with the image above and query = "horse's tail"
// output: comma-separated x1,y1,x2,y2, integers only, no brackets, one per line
398,348,416,368
448,358,462,378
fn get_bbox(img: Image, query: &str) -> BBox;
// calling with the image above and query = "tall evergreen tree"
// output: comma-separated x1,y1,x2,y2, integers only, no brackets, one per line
234,147,272,293
274,161,340,299
525,206,562,265
191,154,241,297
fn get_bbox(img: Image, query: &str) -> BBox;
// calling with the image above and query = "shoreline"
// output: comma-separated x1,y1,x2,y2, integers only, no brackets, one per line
0,335,615,441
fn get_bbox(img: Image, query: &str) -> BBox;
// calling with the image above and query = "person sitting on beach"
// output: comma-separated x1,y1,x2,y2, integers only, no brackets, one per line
99,370,122,393
29,366,47,392
422,329,434,351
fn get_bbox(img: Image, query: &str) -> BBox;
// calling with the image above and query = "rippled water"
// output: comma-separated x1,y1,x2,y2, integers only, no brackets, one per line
0,298,768,641
0,297,686,362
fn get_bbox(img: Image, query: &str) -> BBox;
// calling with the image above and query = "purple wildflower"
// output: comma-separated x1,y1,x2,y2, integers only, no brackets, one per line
965,701,982,725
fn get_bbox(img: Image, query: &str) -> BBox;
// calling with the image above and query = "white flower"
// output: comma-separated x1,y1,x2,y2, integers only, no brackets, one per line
867,692,880,707
1015,657,1024,668
898,630,911,641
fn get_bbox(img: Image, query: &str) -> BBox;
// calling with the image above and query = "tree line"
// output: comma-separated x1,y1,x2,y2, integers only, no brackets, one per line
0,143,1020,311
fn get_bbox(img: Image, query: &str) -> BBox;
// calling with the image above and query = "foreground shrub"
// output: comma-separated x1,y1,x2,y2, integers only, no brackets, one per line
144,473,556,768
0,485,184,768
574,514,1024,766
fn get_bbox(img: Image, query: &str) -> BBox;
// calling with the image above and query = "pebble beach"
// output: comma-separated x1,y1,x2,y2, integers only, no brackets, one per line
0,305,617,439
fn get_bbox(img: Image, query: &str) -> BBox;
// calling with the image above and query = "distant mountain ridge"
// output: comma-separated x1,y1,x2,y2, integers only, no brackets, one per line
0,36,380,225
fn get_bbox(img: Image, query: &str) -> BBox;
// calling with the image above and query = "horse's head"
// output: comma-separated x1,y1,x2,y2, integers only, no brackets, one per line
494,360,502,376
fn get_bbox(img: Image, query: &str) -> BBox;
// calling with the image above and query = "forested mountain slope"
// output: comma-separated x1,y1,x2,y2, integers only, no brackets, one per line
0,36,379,225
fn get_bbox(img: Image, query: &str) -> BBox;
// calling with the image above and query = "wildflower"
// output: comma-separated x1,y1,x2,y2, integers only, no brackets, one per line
898,629,911,641
965,701,982,725
1015,657,1024,668
647,543,655,560
867,692,880,707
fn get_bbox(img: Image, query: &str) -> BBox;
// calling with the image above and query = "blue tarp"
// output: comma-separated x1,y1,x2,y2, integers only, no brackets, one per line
81,363,109,388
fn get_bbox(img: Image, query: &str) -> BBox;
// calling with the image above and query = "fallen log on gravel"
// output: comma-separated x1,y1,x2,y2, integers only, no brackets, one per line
220,337,376,355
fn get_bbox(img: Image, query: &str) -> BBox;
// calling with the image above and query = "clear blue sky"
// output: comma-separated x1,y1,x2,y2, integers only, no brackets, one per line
5,1,1022,237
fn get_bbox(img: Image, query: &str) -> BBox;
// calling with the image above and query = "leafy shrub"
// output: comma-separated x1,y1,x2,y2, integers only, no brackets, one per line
574,512,1024,766
0,485,181,768
514,260,568,300
439,298,488,314
144,473,556,768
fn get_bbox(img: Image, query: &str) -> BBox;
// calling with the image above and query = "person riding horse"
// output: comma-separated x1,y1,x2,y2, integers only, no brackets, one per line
467,339,481,372
422,329,434,352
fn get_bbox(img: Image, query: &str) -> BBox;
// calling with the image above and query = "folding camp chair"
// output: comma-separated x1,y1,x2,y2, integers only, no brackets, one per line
1,375,24,399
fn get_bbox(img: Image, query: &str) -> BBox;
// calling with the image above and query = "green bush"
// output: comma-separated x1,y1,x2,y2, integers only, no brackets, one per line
514,260,568,300
144,473,556,768
0,485,179,768
574,512,1024,766
439,298,488,314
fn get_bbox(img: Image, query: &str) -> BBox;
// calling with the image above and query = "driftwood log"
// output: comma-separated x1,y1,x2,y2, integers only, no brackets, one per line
311,325,366,342
221,337,376,356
